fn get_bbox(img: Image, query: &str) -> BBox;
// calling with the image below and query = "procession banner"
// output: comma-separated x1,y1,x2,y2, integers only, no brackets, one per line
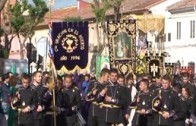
165,63,175,75
107,20,136,76
51,22,88,73
146,56,163,81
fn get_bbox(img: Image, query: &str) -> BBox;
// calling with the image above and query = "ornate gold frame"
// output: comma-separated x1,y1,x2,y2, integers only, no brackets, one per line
165,63,175,76
107,20,136,76
146,54,164,80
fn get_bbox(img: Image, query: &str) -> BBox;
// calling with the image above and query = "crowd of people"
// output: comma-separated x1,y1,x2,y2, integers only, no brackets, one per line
0,68,196,126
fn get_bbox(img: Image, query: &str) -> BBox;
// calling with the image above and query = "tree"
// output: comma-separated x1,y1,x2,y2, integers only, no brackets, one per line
0,26,10,58
92,0,111,52
64,16,82,22
6,0,48,59
0,0,8,58
91,0,124,53
108,0,124,22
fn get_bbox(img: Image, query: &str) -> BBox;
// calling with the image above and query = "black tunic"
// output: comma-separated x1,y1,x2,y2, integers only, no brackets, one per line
59,86,82,124
17,86,37,125
30,84,47,120
87,80,106,126
152,88,180,126
132,91,154,126
97,83,126,124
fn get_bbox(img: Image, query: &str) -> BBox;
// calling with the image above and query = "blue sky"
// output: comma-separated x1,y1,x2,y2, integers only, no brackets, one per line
29,0,84,10
47,0,92,10
28,0,92,10
29,0,92,10
51,0,77,10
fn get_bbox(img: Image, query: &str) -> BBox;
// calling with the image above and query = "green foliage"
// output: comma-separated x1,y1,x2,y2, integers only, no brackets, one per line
91,0,113,53
2,49,8,58
136,50,147,74
0,48,8,58
5,0,48,59
7,0,49,37
29,0,49,21
108,0,124,22
8,0,29,32
64,16,82,22
91,0,111,23
110,0,123,7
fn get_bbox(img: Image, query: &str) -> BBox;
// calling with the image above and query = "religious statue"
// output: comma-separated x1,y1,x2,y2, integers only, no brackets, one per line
114,32,131,59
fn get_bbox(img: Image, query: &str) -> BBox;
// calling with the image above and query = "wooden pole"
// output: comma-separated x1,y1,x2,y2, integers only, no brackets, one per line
52,88,56,126
51,58,57,126
48,0,56,125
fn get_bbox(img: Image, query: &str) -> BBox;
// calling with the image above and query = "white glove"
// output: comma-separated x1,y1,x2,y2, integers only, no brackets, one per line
5,114,8,120
185,119,189,124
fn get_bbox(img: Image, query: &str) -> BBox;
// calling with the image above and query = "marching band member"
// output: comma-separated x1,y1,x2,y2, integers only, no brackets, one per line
118,75,133,126
12,73,37,126
31,71,47,126
97,68,126,126
131,79,153,126
152,75,180,126
86,68,110,126
56,74,82,126
55,76,64,126
143,74,160,93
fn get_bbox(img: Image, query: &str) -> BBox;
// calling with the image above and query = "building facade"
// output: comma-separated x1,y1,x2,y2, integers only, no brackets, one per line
165,0,196,67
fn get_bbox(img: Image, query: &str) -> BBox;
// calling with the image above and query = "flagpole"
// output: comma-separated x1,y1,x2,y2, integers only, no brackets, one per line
50,52,57,126
50,33,57,126
52,76,56,126
48,2,56,125
47,0,56,125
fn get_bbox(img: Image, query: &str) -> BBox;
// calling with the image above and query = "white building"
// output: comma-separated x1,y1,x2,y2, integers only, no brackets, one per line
147,0,182,52
164,0,196,67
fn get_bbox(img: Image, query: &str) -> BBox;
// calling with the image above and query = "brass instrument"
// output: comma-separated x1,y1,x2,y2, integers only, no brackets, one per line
86,88,96,100
86,82,98,101
129,91,141,109
152,90,164,115
11,93,22,111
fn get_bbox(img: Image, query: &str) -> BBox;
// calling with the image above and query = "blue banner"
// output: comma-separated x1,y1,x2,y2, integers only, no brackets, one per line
51,22,88,71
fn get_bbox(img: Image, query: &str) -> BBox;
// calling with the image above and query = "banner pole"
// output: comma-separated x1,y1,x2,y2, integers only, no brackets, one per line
52,88,56,126
52,62,57,126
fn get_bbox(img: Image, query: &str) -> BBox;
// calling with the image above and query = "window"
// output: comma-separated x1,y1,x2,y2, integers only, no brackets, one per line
168,33,171,42
177,22,181,40
190,20,195,38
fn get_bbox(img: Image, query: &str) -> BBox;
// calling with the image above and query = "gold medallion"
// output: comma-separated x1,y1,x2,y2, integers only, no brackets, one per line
22,101,26,106
164,104,167,109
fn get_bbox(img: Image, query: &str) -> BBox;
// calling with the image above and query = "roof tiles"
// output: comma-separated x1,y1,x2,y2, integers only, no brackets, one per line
168,0,196,10
40,0,166,26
